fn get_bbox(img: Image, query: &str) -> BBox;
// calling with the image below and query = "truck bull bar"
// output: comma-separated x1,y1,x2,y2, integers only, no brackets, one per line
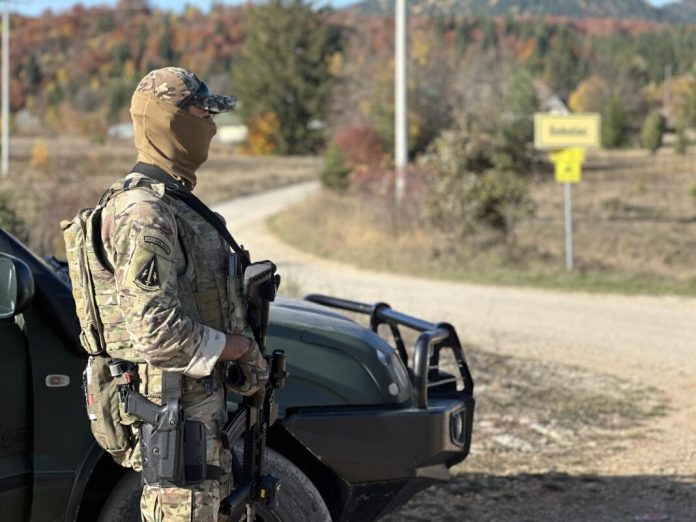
304,295,474,409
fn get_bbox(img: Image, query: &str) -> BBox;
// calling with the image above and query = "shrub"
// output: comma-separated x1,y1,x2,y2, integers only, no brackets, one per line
639,111,665,153
332,126,386,171
602,94,630,148
422,122,533,239
243,112,279,155
319,146,351,191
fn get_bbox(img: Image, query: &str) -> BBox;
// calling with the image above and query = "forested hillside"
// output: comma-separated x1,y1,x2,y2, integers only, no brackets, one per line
350,0,694,23
6,0,696,153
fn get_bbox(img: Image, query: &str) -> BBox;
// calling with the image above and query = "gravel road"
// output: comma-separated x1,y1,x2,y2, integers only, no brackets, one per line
215,182,696,519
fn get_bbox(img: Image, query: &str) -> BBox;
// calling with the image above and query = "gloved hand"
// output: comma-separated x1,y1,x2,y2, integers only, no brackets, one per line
229,338,268,396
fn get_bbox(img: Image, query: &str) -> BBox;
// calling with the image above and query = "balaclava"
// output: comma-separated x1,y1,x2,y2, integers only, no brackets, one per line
130,67,236,190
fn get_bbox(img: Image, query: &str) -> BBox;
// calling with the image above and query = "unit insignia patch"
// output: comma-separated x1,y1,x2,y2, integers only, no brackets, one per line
135,255,161,290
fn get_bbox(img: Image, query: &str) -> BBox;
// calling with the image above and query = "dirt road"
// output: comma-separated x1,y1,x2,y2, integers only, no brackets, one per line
215,182,696,520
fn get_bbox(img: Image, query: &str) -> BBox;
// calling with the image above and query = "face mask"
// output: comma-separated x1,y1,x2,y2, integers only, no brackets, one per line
131,91,217,189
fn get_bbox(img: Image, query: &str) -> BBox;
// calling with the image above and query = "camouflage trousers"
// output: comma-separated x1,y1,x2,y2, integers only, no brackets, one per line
123,373,232,522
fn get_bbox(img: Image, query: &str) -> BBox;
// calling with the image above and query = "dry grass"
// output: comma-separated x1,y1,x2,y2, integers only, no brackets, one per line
0,135,320,257
270,146,696,295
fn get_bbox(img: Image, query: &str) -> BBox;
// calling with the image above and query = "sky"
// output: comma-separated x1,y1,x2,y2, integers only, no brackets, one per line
6,0,683,17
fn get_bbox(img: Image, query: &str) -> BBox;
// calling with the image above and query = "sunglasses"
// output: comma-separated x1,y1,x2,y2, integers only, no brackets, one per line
179,78,236,114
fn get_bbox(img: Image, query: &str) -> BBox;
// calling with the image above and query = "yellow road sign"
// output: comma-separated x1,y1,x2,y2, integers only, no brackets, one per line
535,113,601,149
554,161,582,183
549,147,585,165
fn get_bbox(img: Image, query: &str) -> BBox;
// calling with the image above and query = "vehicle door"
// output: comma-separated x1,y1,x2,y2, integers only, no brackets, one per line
0,252,33,521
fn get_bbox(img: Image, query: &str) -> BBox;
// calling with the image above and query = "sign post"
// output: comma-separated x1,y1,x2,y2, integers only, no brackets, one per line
535,114,600,271
549,148,585,270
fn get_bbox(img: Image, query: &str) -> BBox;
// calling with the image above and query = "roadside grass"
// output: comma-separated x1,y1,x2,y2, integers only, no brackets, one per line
0,135,320,257
268,191,696,296
268,147,696,297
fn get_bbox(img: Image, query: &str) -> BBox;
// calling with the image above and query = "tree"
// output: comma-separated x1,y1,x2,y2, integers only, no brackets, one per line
422,116,533,239
542,27,584,98
568,75,608,113
602,93,629,148
232,0,338,154
157,21,176,63
495,68,539,173
23,54,42,88
639,111,665,154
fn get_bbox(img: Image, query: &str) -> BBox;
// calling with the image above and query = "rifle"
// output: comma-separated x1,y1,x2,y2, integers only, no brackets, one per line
220,260,286,520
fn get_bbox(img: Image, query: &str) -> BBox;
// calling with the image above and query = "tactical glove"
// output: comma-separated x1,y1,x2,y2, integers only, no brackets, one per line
229,339,268,396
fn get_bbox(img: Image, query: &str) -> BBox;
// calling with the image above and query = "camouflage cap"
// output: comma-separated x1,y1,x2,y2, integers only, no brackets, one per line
135,67,236,114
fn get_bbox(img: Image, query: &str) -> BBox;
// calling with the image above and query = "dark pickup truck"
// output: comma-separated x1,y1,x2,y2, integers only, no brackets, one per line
0,226,474,521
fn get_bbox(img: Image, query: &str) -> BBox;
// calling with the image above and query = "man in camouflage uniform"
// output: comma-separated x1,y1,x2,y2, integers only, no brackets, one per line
98,67,267,521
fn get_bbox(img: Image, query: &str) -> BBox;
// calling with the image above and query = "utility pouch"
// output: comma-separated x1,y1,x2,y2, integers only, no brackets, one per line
82,356,133,464
227,253,248,332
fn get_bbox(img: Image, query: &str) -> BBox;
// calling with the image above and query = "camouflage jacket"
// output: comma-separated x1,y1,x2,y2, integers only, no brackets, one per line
95,173,242,380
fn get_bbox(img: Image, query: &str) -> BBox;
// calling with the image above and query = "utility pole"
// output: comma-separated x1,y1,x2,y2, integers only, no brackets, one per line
394,0,407,204
2,0,9,177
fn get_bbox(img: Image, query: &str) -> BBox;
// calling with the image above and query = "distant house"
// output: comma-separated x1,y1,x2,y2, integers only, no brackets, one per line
107,122,134,141
14,110,41,133
214,112,248,144
542,94,570,115
534,80,570,115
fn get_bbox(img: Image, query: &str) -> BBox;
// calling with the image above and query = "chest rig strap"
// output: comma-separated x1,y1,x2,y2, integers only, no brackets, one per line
130,162,251,269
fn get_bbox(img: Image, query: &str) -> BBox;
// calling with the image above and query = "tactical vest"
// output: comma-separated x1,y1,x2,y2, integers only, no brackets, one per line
65,172,243,355
62,173,245,462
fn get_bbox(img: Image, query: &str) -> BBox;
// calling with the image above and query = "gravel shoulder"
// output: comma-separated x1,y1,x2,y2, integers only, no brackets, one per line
215,183,696,521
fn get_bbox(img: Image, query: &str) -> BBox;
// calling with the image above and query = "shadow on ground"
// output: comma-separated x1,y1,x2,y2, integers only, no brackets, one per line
386,472,696,521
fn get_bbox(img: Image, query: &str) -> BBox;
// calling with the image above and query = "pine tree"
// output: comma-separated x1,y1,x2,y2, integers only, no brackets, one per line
232,0,338,154
495,68,539,174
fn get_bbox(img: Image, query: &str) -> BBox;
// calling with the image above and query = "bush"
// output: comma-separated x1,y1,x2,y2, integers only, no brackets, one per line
332,126,386,171
319,146,351,191
602,94,630,148
466,170,533,233
422,123,533,239
243,112,279,155
639,111,665,154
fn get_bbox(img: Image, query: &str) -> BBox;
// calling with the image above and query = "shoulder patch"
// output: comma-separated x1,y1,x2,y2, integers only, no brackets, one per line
135,255,161,290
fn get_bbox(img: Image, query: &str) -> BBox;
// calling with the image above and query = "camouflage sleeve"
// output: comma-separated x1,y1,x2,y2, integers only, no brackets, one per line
107,190,225,378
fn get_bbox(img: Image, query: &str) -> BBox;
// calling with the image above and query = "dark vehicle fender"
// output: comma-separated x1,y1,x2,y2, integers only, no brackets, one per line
65,442,129,522
268,424,349,521
64,441,103,522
